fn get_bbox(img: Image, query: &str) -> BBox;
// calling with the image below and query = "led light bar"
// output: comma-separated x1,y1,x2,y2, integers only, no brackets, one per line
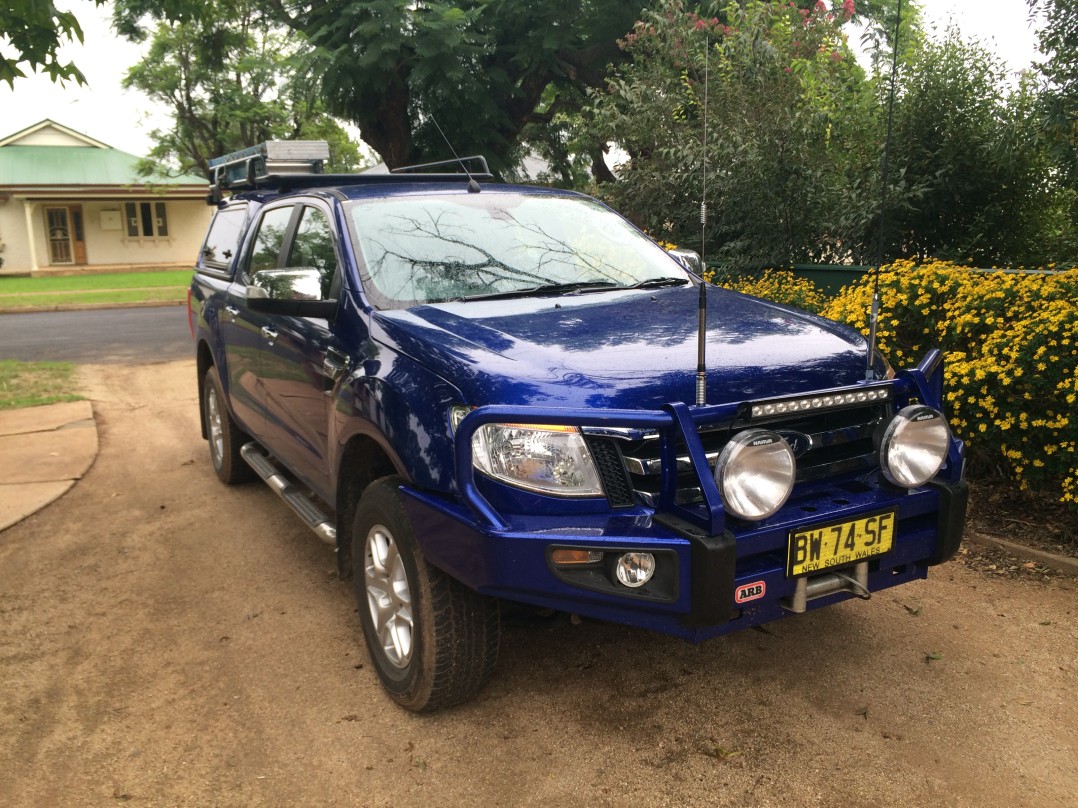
750,385,891,420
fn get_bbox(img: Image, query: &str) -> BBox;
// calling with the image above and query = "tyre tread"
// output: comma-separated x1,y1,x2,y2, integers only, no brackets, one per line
356,476,500,712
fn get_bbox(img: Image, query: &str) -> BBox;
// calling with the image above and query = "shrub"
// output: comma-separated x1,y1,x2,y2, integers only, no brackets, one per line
709,268,828,314
820,261,1078,508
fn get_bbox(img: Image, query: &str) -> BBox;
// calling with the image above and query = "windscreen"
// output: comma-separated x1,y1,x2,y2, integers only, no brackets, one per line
346,192,688,308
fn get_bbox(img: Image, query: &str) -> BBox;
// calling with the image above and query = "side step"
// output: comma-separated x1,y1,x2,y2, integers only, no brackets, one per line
240,443,336,546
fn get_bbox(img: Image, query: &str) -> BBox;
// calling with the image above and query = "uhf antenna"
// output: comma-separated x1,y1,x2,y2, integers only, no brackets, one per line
867,0,903,379
696,35,710,407
431,116,482,194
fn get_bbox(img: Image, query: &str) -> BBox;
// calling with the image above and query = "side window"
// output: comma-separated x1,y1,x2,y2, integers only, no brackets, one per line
287,206,338,298
248,206,296,276
199,206,246,270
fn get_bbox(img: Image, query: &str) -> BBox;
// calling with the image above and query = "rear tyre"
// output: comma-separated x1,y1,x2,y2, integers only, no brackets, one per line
353,476,500,712
202,366,255,485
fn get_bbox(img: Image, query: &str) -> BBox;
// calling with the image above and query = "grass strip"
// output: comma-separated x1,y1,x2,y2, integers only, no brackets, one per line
0,270,192,293
0,288,186,309
0,360,82,409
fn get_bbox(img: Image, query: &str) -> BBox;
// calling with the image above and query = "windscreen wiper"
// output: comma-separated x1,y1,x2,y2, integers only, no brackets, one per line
451,280,618,302
619,277,690,290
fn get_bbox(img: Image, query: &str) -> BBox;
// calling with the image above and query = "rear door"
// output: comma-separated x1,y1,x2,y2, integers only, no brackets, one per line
193,202,267,435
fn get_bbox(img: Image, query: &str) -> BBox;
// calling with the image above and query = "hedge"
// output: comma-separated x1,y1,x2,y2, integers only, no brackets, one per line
716,261,1078,508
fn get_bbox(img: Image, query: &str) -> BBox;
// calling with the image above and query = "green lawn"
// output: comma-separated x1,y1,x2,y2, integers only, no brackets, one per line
0,361,83,409
0,270,192,293
0,287,186,309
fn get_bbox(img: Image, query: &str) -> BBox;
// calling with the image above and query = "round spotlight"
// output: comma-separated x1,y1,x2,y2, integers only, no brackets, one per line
615,552,656,588
879,405,951,487
715,430,796,521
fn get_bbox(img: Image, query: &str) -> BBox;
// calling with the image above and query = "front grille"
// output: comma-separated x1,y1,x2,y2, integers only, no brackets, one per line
610,402,890,508
585,437,636,508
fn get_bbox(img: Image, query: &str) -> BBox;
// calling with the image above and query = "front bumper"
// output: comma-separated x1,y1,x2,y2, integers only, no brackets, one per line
402,475,969,643
416,350,969,642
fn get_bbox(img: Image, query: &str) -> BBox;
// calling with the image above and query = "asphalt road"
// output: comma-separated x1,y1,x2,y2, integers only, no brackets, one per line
0,305,193,364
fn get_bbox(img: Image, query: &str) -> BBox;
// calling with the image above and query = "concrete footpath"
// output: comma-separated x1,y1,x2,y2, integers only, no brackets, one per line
0,401,98,532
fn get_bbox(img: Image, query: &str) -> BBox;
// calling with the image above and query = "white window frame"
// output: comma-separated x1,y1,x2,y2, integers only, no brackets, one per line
123,201,172,243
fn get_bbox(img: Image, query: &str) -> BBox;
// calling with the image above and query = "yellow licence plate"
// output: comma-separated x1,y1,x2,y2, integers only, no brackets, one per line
787,511,896,577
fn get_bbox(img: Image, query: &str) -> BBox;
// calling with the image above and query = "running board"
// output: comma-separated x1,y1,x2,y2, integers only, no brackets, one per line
240,443,336,546
781,562,870,614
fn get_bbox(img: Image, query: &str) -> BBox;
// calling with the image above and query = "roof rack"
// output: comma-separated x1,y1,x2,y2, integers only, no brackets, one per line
206,141,494,204
208,141,329,187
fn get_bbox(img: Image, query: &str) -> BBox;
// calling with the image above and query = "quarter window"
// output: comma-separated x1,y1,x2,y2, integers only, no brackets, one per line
200,206,247,270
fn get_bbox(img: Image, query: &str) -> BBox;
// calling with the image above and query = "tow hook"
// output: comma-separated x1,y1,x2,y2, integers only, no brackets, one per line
781,562,871,614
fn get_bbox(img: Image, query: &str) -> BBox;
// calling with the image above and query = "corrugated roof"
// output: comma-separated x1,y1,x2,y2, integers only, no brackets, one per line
0,145,207,187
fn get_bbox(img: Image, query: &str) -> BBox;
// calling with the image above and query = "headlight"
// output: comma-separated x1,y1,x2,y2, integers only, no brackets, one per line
879,405,951,487
470,422,604,497
715,429,796,521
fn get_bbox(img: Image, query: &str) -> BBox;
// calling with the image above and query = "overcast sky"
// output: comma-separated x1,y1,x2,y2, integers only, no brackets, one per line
0,0,1047,158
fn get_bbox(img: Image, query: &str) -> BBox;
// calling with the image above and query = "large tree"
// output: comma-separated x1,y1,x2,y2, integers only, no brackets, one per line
0,0,106,86
115,0,362,178
586,0,884,268
886,27,1064,265
263,0,646,171
1031,0,1078,260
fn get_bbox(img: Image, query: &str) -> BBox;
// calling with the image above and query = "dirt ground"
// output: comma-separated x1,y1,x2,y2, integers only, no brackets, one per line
0,359,1075,808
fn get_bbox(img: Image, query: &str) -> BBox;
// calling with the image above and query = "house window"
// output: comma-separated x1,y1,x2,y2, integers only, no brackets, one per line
124,202,169,238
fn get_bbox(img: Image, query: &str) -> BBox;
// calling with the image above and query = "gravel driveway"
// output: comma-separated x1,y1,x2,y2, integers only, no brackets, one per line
0,360,1074,807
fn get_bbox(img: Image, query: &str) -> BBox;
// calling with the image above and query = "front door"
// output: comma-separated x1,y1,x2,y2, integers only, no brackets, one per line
44,205,87,266
257,203,344,499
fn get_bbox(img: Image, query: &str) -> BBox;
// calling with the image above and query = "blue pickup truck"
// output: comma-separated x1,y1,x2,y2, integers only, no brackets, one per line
189,142,968,711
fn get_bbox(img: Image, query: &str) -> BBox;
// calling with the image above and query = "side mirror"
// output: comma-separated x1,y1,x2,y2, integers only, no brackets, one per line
667,248,703,275
248,267,337,319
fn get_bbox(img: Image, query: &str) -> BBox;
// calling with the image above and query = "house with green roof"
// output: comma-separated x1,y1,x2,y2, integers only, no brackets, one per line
0,119,210,275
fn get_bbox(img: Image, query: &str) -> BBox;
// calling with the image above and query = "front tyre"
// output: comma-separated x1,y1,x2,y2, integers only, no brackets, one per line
202,365,255,485
353,476,500,712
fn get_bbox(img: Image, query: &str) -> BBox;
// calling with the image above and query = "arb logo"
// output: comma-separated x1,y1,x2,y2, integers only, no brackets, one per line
735,581,766,604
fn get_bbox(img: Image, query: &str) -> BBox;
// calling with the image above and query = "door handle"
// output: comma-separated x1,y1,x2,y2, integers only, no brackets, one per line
224,305,239,322
261,326,278,342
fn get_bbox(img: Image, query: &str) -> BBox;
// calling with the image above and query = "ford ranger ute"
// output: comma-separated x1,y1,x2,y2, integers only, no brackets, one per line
189,141,969,712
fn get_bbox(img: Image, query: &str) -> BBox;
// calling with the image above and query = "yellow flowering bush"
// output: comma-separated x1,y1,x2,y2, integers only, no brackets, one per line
718,261,1078,507
709,268,828,314
820,261,1078,508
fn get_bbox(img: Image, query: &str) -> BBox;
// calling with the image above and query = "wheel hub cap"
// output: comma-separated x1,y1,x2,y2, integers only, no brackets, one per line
364,524,414,668
206,386,224,466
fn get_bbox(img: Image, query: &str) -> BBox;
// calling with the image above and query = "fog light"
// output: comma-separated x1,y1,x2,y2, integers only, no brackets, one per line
615,552,656,588
879,404,951,487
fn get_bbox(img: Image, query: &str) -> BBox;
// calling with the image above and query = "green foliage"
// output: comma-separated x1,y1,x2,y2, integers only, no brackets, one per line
822,261,1078,509
115,0,363,178
280,0,642,171
588,1,1073,271
852,0,925,73
884,29,1068,266
587,0,883,269
1032,0,1078,259
0,0,105,87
